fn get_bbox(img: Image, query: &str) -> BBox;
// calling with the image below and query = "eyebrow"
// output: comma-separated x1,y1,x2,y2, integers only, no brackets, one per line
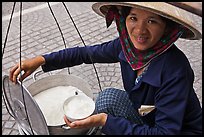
129,13,161,20
128,13,137,16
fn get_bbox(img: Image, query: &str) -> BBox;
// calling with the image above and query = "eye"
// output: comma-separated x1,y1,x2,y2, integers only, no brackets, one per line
128,16,137,22
148,19,157,24
130,17,137,21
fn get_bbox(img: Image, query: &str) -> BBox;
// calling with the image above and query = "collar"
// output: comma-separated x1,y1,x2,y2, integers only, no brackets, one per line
142,54,165,87
119,50,163,87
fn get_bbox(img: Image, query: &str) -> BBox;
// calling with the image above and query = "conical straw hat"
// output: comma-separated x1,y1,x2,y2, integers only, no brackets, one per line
92,2,202,40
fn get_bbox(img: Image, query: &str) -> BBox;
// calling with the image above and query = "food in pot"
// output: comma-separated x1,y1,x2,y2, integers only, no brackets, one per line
33,86,87,126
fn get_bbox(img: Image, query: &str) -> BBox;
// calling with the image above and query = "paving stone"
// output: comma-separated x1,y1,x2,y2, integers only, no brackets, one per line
2,2,202,135
2,128,12,135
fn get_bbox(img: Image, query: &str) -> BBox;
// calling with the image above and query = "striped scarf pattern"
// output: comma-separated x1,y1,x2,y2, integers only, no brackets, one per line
106,6,186,70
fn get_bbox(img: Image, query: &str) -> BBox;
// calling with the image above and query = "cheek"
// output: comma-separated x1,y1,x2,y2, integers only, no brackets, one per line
126,22,132,34
152,26,166,40
126,20,135,34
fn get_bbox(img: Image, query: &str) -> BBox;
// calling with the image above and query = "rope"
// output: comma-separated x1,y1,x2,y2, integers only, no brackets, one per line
62,2,102,92
2,2,16,118
47,2,70,75
2,2,16,58
19,2,34,135
3,2,103,135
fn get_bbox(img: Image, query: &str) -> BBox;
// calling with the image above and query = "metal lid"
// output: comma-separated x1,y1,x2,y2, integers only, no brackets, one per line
2,75,49,135
2,75,98,135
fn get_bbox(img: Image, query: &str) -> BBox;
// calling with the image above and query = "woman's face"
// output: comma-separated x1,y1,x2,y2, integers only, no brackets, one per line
126,8,166,51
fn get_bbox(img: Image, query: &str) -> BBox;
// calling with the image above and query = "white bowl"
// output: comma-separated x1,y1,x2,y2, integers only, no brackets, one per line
63,94,95,122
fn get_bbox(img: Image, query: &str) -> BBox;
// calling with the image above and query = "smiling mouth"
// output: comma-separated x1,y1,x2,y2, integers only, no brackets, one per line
136,36,148,43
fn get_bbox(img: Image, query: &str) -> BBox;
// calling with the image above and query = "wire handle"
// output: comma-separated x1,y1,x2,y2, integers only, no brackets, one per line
32,69,52,82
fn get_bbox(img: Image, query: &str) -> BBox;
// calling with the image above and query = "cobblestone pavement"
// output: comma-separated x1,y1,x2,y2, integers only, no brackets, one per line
2,2,202,135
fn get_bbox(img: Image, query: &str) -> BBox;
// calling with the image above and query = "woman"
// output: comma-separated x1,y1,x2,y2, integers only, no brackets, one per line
9,2,202,135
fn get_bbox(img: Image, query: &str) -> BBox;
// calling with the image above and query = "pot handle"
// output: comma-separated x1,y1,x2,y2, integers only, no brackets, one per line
61,124,99,135
61,124,71,130
32,69,52,82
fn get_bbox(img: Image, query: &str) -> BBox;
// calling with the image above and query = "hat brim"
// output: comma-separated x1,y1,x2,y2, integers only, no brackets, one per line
92,2,202,40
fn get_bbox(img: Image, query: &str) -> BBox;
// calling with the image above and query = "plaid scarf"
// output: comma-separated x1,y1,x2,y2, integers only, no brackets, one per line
106,6,187,70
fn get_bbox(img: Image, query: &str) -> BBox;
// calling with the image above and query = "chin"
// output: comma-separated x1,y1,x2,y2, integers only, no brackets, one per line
134,44,149,51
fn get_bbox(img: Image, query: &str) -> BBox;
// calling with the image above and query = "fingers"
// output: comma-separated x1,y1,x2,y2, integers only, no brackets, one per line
64,115,95,129
9,56,45,84
72,117,92,127
69,113,107,128
9,64,20,84
63,115,88,128
63,115,75,128
9,63,28,84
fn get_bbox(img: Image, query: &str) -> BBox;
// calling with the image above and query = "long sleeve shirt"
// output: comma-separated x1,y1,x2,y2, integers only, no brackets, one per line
42,38,202,135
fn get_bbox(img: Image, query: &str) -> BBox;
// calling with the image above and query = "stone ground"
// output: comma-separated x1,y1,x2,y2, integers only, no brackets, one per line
2,2,202,135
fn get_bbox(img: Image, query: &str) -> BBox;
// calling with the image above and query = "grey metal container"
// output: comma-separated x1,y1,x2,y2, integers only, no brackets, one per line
2,74,96,135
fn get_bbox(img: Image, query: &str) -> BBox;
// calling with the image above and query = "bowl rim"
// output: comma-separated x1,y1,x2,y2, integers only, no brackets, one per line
63,94,95,121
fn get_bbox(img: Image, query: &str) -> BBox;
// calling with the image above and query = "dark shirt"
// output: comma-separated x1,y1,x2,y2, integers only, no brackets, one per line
42,38,202,135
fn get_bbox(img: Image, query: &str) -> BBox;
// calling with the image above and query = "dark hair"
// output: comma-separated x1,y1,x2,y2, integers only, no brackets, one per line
121,6,131,19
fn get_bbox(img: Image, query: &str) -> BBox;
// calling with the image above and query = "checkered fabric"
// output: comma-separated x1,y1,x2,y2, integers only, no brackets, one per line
95,88,143,124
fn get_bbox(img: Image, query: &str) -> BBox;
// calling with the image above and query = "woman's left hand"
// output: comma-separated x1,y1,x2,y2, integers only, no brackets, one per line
64,113,107,129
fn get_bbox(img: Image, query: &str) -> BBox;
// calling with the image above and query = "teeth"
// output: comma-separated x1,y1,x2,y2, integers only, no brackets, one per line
139,36,145,39
137,36,146,42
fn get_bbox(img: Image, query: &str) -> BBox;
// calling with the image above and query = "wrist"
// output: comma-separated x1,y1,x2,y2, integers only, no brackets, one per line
100,113,108,126
35,56,46,66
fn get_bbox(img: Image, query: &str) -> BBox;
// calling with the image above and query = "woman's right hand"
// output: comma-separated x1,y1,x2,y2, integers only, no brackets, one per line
9,56,46,84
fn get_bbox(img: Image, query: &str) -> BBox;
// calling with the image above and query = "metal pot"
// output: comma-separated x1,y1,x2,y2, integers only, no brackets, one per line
28,73,93,98
2,74,97,135
28,74,95,135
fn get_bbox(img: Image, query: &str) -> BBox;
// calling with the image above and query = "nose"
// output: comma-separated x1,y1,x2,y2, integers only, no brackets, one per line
134,21,147,34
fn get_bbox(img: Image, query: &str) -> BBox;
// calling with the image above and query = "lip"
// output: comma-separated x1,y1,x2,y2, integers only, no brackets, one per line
136,36,148,44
